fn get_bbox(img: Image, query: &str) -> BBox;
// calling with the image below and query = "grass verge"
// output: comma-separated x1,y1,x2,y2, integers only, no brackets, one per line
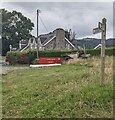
2,56,113,118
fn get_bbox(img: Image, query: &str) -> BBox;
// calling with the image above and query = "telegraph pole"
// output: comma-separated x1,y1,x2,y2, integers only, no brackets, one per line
36,9,41,58
93,18,107,85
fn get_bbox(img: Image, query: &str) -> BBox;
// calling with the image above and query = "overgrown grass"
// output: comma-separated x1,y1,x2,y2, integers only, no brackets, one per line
2,56,113,118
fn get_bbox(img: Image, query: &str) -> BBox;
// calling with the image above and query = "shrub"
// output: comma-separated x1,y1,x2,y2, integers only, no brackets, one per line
6,51,20,64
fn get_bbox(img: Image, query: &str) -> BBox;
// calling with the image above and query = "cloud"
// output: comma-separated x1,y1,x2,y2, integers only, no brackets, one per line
2,2,113,38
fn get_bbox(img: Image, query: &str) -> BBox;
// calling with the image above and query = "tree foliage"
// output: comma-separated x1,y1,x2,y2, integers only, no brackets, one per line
65,29,76,46
1,9,34,55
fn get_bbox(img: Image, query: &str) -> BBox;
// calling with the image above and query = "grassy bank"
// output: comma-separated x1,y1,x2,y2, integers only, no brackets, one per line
2,56,113,118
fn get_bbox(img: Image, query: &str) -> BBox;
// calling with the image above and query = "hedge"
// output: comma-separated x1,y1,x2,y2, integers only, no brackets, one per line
6,48,114,64
6,50,78,64
86,47,114,56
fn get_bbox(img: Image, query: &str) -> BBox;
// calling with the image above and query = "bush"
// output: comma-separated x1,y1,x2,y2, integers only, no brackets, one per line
6,51,20,64
6,50,36,64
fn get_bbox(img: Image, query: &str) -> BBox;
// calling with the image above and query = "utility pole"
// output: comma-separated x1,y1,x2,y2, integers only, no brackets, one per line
93,18,107,85
36,9,41,58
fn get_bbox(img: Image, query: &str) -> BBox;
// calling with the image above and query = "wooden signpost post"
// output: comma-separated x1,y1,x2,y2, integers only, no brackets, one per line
93,18,106,85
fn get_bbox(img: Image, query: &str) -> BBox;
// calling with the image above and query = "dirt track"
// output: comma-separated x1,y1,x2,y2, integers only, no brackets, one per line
1,66,29,74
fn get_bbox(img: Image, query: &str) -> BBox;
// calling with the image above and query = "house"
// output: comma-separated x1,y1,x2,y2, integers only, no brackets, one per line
94,44,102,49
19,28,76,51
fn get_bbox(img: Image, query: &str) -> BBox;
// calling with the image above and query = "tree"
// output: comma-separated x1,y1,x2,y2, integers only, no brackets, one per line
0,9,34,55
69,29,77,45
65,29,70,40
65,29,77,46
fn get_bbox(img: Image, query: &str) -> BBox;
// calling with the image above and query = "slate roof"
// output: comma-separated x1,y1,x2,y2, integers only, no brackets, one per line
38,32,55,45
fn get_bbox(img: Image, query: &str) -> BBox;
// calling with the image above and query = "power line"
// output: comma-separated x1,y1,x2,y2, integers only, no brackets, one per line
39,16,49,32
31,14,36,23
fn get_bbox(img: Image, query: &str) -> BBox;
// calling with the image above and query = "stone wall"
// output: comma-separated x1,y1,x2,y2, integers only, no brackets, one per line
44,38,56,50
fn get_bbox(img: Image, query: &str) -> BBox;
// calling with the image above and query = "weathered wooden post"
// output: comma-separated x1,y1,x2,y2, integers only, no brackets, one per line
101,18,106,84
93,18,106,85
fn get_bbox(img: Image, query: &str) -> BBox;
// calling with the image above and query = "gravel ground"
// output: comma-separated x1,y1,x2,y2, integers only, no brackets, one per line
0,56,29,75
1,65,30,75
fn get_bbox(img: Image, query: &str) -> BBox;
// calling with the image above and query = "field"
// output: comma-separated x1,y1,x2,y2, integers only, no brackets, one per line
2,56,113,118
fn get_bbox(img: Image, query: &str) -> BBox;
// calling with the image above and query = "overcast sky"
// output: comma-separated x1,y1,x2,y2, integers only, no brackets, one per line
1,1,113,39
